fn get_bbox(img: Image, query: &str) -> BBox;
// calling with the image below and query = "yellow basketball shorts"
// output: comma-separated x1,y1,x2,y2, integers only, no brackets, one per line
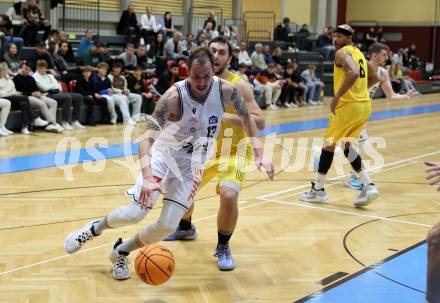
324,101,372,144
200,146,252,194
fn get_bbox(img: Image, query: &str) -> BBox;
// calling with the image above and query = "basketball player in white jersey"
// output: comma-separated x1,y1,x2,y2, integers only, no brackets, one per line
345,42,419,189
64,47,273,280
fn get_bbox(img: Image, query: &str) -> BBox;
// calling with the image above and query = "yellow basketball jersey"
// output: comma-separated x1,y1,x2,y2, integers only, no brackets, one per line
334,45,370,103
216,71,247,155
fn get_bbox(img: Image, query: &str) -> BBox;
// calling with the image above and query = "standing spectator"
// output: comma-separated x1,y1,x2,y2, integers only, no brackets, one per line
28,41,57,75
21,0,51,46
0,97,11,136
117,5,139,45
5,1,25,38
77,29,94,57
33,60,84,130
126,65,155,115
203,10,217,29
296,23,310,50
118,43,138,71
108,62,142,124
3,43,21,75
281,63,306,108
255,63,282,110
364,27,377,49
160,11,175,40
136,44,149,70
155,61,180,95
0,14,23,51
140,6,160,45
238,41,252,67
317,26,335,61
58,41,77,66
91,62,115,124
164,31,184,61
301,64,324,105
78,41,104,67
0,62,45,134
181,33,196,56
13,62,62,132
251,43,267,71
274,17,293,42
377,27,386,43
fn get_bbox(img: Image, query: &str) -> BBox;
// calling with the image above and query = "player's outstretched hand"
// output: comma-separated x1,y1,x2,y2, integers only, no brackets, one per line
425,161,440,191
139,178,165,209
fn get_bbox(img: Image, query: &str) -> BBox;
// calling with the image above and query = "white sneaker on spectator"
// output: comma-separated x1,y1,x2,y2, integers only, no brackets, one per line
56,123,64,132
285,103,293,108
71,121,86,129
0,128,9,137
62,122,74,131
33,117,49,127
124,119,136,125
45,124,60,133
110,117,117,124
268,104,278,110
21,127,31,135
1,126,13,135
291,103,298,108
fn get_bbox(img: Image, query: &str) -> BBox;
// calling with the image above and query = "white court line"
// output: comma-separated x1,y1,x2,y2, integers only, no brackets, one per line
0,201,269,277
257,150,440,199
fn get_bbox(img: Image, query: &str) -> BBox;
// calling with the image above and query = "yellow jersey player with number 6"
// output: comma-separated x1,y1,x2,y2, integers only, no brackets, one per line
300,24,380,207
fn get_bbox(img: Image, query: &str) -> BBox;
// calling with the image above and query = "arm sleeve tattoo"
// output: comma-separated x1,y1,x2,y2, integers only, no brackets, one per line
146,94,169,131
231,87,249,117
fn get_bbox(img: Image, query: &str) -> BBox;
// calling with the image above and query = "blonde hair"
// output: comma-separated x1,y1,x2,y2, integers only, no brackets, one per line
0,62,9,78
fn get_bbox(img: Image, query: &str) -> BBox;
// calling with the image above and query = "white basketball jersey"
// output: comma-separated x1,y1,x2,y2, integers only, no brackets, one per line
152,76,225,166
369,66,386,99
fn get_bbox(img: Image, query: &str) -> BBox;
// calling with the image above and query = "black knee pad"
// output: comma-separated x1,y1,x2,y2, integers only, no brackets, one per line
344,148,362,172
318,149,334,174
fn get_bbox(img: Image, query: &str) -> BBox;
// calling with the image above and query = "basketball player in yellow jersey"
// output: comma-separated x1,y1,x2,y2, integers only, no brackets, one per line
165,37,273,271
300,24,379,207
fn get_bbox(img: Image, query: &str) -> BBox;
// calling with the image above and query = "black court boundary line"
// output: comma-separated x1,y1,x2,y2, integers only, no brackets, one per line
294,240,426,303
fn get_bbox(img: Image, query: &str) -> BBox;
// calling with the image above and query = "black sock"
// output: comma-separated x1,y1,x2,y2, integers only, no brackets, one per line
179,217,192,230
217,230,232,247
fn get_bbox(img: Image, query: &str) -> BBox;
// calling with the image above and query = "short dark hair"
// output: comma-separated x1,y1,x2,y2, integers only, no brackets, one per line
369,42,389,55
208,36,232,58
187,47,214,70
36,41,46,48
36,59,48,67
126,43,135,49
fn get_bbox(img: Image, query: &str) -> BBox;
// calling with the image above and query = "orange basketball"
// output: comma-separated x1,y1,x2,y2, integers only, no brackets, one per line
135,244,175,285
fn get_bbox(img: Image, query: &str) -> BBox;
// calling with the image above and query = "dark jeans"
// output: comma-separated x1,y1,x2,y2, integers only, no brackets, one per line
5,95,38,128
142,96,156,115
22,23,51,46
82,95,109,124
280,85,305,105
124,26,139,44
47,92,82,122
140,28,157,45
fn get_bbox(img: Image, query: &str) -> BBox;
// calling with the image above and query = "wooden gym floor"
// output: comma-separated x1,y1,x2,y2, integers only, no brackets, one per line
0,94,439,303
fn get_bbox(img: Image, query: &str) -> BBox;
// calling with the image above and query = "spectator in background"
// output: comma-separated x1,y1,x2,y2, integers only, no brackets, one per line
217,24,226,38
118,43,138,71
28,41,57,75
45,29,59,52
238,41,252,67
230,46,240,72
92,62,114,124
78,41,104,67
235,62,250,83
296,23,310,50
3,43,21,75
251,43,267,71
47,39,79,84
364,27,377,49
281,62,306,108
140,6,160,45
5,1,25,38
317,26,335,61
255,62,282,110
136,44,149,70
263,45,274,65
229,26,238,47
33,60,84,130
126,65,155,115
160,11,175,39
181,33,196,56
77,29,94,57
155,61,180,95
0,97,11,136
99,42,112,63
58,41,77,66
389,63,417,93
203,10,217,30
21,0,51,46
148,33,166,74
58,31,75,60
301,64,324,105
202,21,216,41
197,32,209,47
272,47,286,67
108,61,142,124
377,27,385,43
164,31,184,61
274,17,293,42
0,14,23,51
13,61,62,132
0,62,44,134
117,5,139,45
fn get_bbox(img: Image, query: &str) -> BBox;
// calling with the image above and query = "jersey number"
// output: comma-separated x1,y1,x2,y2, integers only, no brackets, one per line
359,59,366,78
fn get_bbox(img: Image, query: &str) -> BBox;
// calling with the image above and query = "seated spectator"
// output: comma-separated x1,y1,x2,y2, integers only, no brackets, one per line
3,43,21,75
45,29,59,51
201,21,216,41
217,24,226,37
99,42,112,63
126,65,155,115
251,43,267,71
58,41,77,65
230,46,240,71
317,26,335,61
13,61,62,132
389,63,418,93
263,45,274,65
238,41,252,67
28,41,57,75
48,39,79,83
78,41,104,67
280,62,306,108
118,43,138,71
140,6,160,45
58,31,75,60
77,29,94,57
377,27,386,43
160,11,175,39
274,17,293,42
181,33,196,56
272,47,286,67
197,32,209,47
235,63,250,82
136,44,149,70
21,0,51,46
91,62,114,124
229,26,238,47
0,14,23,51
0,62,45,134
108,62,142,124
301,64,324,105
0,97,11,136
117,5,139,45
5,1,25,38
33,59,84,130
74,65,106,126
155,61,180,95
149,33,165,58
164,31,184,61
255,63,282,110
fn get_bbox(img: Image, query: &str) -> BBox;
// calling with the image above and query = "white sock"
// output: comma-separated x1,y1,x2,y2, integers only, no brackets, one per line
315,174,326,190
117,237,141,254
359,170,372,186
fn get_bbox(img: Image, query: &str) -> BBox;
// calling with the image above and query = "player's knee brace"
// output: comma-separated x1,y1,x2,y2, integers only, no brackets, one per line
344,148,362,172
318,149,334,174
107,205,148,228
